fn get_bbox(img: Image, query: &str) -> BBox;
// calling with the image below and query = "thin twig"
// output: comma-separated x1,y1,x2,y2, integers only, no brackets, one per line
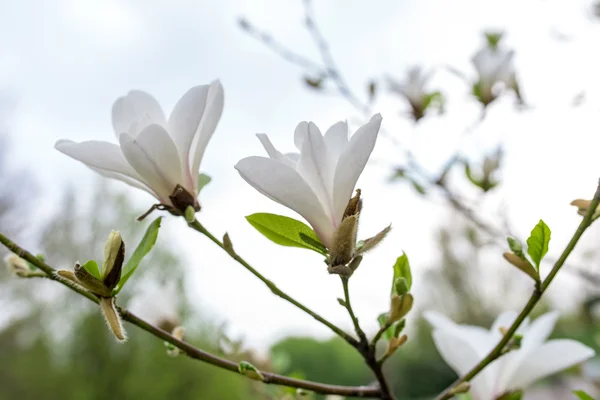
188,220,359,348
0,232,381,398
435,179,600,400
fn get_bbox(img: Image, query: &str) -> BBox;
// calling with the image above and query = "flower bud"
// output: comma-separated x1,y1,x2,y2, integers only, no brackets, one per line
238,361,265,381
223,233,236,257
101,231,124,290
389,293,414,323
184,205,196,223
503,252,539,281
4,254,32,277
449,382,470,395
384,334,407,358
571,199,600,218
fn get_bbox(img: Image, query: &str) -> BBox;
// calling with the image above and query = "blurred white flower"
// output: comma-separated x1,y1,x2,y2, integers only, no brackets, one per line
425,311,595,400
471,46,516,105
388,67,431,108
129,282,180,332
55,80,224,214
4,253,30,276
235,114,382,249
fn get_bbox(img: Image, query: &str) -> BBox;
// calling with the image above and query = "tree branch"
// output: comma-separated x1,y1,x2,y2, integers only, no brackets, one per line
435,179,600,400
0,231,381,398
187,220,359,348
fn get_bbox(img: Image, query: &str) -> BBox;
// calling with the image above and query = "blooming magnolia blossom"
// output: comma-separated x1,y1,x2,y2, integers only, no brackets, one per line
472,47,516,104
425,311,595,400
55,80,224,214
235,114,382,249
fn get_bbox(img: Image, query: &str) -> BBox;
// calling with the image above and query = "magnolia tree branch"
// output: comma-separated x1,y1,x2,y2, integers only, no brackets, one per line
187,220,360,347
435,179,600,400
0,232,382,398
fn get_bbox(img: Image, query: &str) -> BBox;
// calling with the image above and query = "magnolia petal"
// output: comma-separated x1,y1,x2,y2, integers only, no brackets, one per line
119,128,179,202
506,339,595,391
424,311,458,331
521,311,559,348
235,156,334,248
332,114,382,224
256,134,296,168
296,122,335,219
88,166,157,197
189,80,224,189
323,121,348,163
112,90,166,137
294,121,308,151
169,81,223,191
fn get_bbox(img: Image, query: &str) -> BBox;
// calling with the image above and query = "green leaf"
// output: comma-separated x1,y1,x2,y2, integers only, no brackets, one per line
197,173,212,194
526,219,551,269
392,253,412,294
573,390,596,400
113,217,162,294
82,260,101,280
245,213,327,255
377,312,388,328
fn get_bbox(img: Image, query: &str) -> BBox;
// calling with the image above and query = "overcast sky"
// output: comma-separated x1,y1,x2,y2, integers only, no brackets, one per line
2,0,600,349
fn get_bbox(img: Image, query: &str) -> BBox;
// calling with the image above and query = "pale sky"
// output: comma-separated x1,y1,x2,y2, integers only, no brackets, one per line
2,0,600,349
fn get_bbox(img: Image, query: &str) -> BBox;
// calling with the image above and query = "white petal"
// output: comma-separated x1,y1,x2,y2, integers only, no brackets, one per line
432,330,496,400
521,311,559,348
506,339,595,391
56,139,158,198
423,311,458,331
112,90,166,137
235,156,334,248
189,80,224,189
168,81,223,190
294,121,308,151
332,114,382,224
323,120,348,162
257,134,296,168
296,122,335,220
119,125,182,202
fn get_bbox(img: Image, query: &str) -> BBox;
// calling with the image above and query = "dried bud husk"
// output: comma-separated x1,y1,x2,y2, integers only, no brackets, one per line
102,231,125,290
99,297,127,342
357,225,391,255
327,264,353,277
4,254,32,277
169,184,200,215
56,269,77,281
503,252,539,281
571,199,600,218
389,293,414,323
74,263,112,297
329,214,358,267
348,255,363,272
343,189,362,219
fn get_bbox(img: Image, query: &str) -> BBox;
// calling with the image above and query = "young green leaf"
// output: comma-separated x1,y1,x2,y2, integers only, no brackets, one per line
526,219,551,269
573,390,596,400
113,217,162,294
197,173,211,194
246,213,327,255
82,260,101,280
392,253,412,294
507,237,525,258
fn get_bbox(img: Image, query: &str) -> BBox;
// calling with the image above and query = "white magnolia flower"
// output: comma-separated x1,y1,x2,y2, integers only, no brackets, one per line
425,311,595,400
129,281,180,332
472,47,515,103
235,114,382,249
387,66,431,108
56,80,224,214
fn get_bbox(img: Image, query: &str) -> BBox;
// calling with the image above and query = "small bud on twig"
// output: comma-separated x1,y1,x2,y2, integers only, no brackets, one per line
389,293,414,323
503,252,539,281
238,361,265,381
449,382,470,395
223,233,236,257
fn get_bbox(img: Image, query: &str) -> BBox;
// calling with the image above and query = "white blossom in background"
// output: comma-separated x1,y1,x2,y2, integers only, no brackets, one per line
388,67,430,114
129,281,180,332
471,43,519,106
55,80,224,214
235,114,382,249
425,311,595,400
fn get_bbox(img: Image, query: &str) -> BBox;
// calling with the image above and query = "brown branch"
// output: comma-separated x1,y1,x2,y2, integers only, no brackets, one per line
0,232,381,398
